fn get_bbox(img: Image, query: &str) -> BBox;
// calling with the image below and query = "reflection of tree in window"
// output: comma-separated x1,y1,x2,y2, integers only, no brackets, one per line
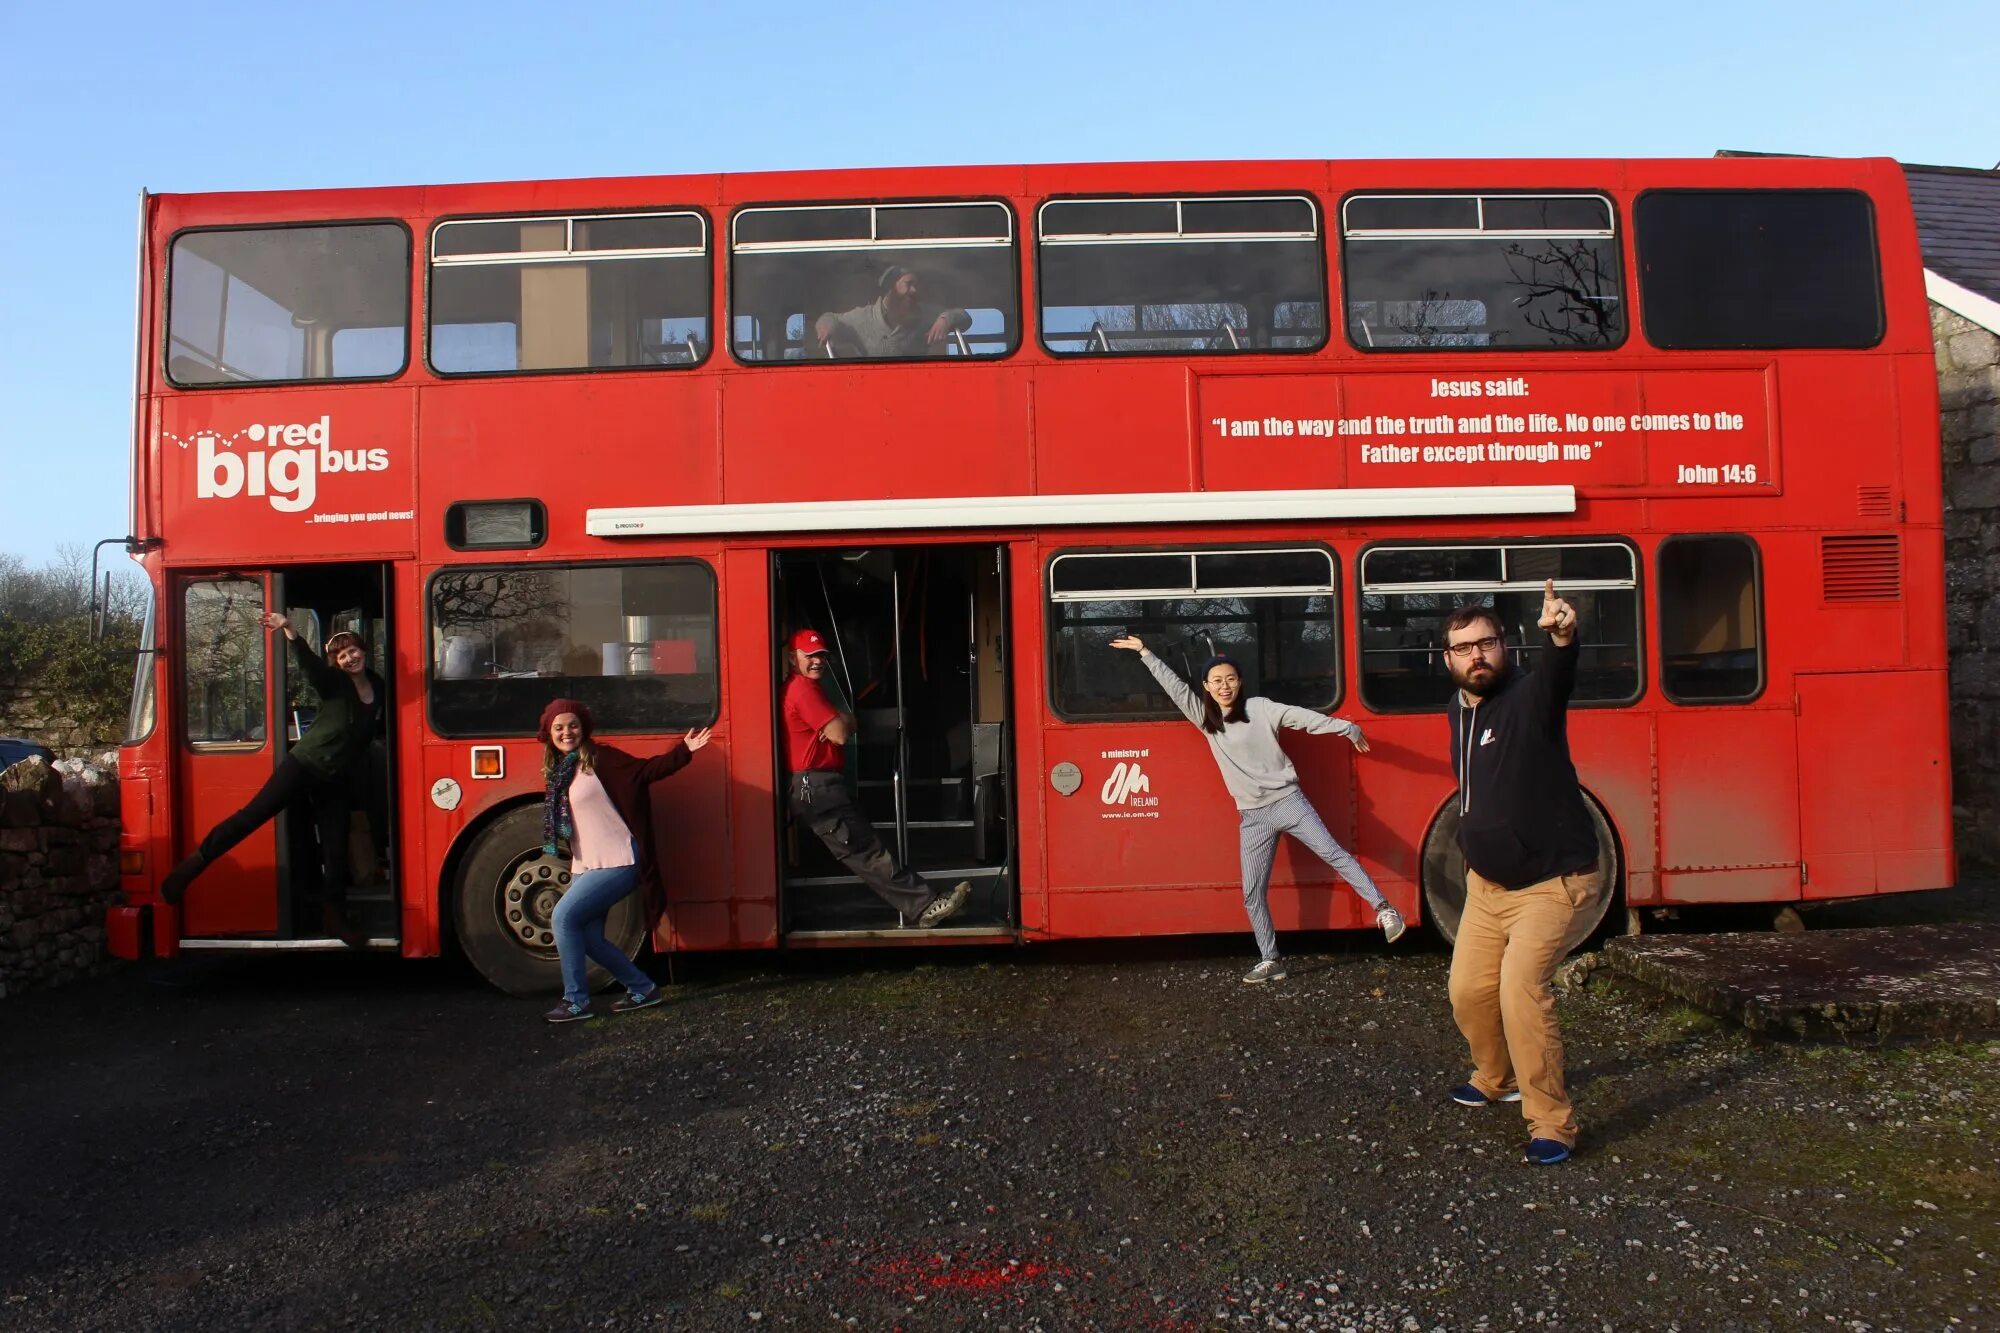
432,571,570,676
184,582,265,744
1500,239,1621,346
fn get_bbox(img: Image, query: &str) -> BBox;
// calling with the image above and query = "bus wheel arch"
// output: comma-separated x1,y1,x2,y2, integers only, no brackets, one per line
1418,789,1624,954
444,800,645,997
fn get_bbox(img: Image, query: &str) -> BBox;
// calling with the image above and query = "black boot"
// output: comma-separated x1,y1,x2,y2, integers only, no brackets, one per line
322,903,368,950
158,851,210,906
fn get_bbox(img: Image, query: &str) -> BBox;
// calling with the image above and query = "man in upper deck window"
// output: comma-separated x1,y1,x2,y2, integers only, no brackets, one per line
1440,580,1604,1166
814,265,972,358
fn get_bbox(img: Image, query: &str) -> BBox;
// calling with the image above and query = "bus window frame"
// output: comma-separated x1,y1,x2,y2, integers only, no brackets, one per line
1655,532,1767,706
423,556,721,740
424,207,715,379
1355,535,1646,714
1632,187,1885,351
163,218,414,390
726,196,1021,367
1336,189,1627,355
1034,191,1330,360
1043,539,1343,723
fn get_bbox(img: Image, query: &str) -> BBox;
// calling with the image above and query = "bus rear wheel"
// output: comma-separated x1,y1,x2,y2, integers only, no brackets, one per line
452,804,647,997
1419,792,1622,954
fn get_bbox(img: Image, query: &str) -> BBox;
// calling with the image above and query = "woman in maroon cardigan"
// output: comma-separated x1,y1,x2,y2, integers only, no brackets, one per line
538,697,712,1023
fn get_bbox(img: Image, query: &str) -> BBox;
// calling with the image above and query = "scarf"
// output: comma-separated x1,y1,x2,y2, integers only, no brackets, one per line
543,750,581,854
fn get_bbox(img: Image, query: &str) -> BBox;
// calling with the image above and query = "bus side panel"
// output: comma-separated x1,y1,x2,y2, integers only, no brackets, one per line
1034,364,1194,496
1796,670,1954,898
721,372,1030,506
1010,541,1050,934
1569,713,1657,906
1344,716,1448,917
704,548,777,951
1658,709,1802,903
651,737,744,946
1775,358,1905,537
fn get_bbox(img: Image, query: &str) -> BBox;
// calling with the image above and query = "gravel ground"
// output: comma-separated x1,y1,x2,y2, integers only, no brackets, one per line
3,901,1997,1332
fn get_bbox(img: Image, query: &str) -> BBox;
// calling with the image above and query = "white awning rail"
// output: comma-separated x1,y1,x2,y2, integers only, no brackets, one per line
586,485,1577,538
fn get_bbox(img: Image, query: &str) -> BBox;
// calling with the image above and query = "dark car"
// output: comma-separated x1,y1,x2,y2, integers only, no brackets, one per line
0,736,55,770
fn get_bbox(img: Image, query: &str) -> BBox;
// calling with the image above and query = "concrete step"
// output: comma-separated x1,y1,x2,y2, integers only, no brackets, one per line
1593,922,2000,1041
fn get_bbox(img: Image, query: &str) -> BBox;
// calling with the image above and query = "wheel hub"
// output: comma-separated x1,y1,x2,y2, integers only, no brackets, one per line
500,849,571,952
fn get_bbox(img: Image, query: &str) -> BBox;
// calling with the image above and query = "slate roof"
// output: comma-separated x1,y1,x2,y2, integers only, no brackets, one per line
1902,162,2000,306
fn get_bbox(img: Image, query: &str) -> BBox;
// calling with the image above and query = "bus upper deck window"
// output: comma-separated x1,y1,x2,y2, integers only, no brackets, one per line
729,201,1018,363
1340,193,1624,351
429,211,711,374
167,224,409,386
1037,195,1326,357
1635,190,1882,350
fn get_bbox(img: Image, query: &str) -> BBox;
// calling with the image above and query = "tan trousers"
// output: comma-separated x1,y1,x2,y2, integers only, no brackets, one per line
1447,866,1601,1147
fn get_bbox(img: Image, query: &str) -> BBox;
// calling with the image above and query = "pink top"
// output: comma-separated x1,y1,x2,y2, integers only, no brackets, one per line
567,770,637,872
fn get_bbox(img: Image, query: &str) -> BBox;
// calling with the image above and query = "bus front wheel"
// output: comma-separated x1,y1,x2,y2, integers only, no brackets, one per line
452,804,647,997
1419,792,1622,954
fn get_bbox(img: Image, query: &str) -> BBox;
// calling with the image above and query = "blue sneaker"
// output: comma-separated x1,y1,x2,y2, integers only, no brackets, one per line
609,987,666,1015
1524,1138,1572,1165
542,1001,596,1024
1448,1083,1523,1107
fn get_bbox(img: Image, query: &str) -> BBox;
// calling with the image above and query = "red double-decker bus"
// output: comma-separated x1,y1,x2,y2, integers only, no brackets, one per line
109,155,1952,993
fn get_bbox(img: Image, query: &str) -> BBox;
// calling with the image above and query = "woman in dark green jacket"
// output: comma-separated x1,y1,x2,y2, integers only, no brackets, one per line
159,611,384,946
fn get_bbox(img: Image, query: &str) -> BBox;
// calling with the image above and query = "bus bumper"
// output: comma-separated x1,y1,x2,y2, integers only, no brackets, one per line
106,905,147,961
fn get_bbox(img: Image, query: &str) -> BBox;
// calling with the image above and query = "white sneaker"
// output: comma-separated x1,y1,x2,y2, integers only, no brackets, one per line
1242,959,1287,984
1376,906,1407,944
917,880,973,928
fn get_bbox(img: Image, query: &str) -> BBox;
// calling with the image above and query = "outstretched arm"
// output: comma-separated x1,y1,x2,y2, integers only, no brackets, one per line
269,612,342,693
1269,703,1371,753
1109,635,1205,729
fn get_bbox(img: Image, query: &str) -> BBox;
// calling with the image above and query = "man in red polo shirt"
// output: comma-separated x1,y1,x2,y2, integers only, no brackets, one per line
782,628,972,928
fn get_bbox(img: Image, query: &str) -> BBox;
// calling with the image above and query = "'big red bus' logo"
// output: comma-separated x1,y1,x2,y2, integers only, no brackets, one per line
168,417,389,514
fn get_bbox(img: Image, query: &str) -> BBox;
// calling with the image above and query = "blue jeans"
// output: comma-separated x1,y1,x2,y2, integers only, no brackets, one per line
1239,790,1388,961
552,861,653,1009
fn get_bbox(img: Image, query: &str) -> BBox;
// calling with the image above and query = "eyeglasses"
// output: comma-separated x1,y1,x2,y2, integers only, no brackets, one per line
1443,636,1503,659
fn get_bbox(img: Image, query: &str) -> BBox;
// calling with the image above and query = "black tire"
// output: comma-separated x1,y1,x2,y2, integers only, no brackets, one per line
451,804,647,997
1419,790,1622,954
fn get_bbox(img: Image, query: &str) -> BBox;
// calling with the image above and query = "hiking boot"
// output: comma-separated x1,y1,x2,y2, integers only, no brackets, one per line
1241,959,1287,985
543,1001,596,1024
1524,1138,1572,1165
917,880,973,928
609,987,666,1015
1448,1082,1523,1107
1376,906,1407,943
322,904,368,950
158,852,210,906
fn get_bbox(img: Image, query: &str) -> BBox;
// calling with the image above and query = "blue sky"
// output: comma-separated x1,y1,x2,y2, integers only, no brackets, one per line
1,0,1992,567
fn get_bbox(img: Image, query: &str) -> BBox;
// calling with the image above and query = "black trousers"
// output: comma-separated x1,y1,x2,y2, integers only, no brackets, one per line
788,769,934,919
196,755,369,907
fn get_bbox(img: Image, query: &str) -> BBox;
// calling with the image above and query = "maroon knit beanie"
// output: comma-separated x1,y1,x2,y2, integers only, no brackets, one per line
537,698,593,744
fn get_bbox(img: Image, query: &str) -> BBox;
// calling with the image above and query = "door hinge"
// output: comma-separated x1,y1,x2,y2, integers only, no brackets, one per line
1792,692,1801,717
1799,861,1808,885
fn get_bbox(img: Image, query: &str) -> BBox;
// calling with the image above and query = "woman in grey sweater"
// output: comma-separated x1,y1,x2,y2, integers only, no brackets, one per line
1109,636,1405,983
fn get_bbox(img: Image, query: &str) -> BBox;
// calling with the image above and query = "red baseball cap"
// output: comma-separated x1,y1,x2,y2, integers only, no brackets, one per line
789,628,830,655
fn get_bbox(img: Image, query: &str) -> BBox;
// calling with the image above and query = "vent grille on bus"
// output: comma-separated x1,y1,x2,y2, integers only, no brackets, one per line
1821,534,1901,602
1856,486,1893,518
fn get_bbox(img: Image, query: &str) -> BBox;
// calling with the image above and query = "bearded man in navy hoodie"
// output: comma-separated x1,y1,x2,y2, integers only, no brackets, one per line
1441,580,1603,1166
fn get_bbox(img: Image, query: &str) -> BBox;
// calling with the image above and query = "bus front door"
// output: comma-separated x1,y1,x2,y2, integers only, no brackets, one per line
171,564,397,946
772,544,1015,937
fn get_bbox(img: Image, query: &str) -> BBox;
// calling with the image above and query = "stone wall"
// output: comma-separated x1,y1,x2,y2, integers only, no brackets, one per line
1937,304,2000,878
0,754,121,999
